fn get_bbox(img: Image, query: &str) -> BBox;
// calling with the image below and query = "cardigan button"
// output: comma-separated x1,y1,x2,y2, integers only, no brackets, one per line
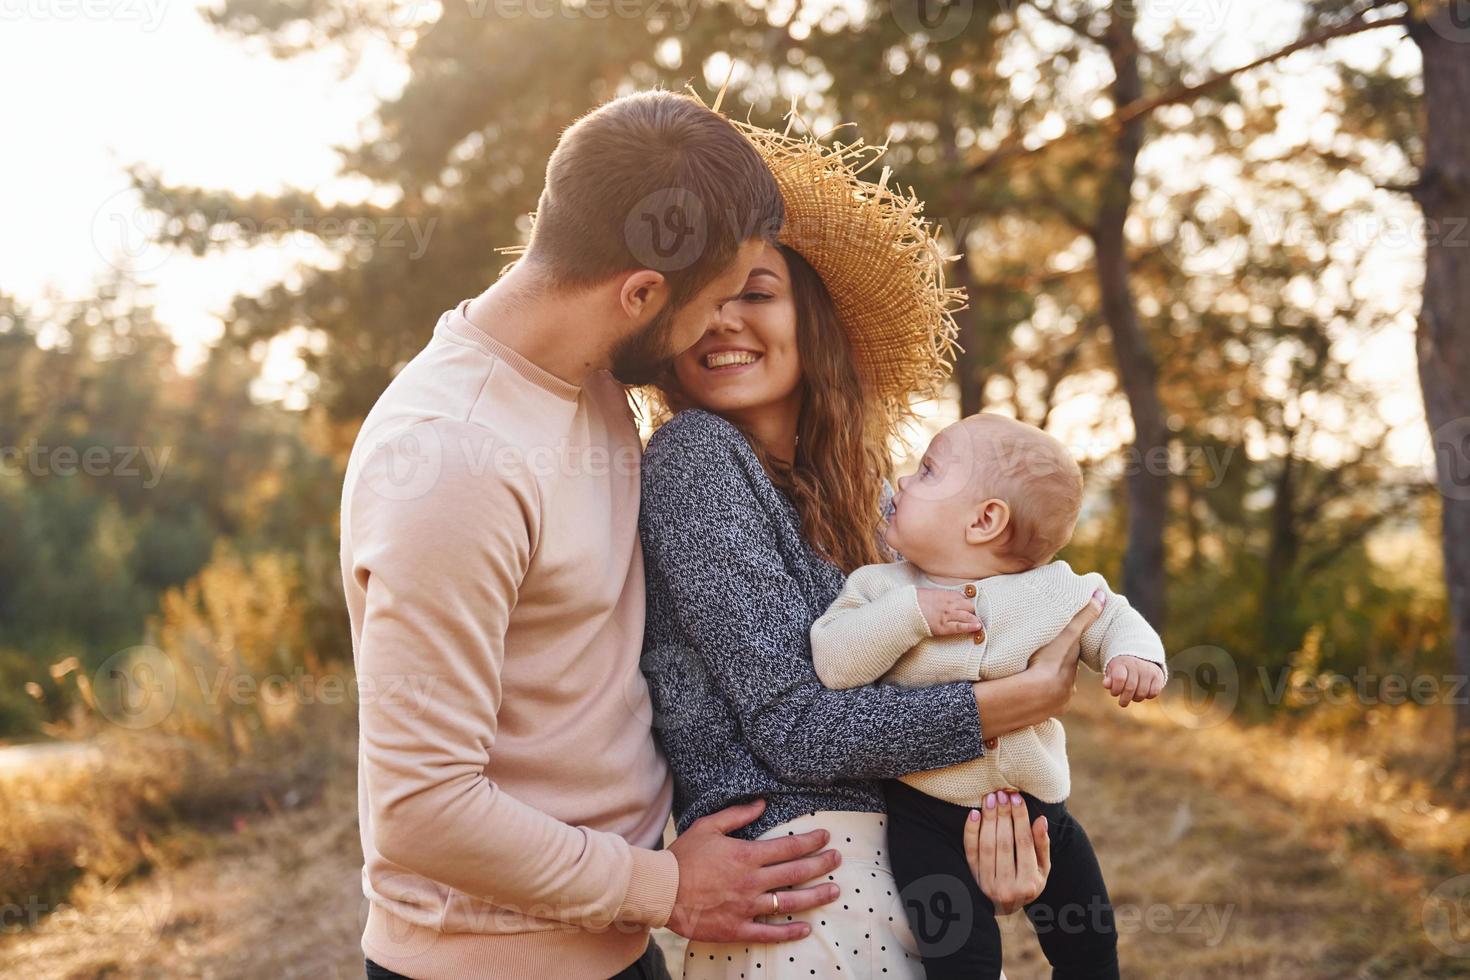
984,737,998,751
962,583,977,598
972,627,986,645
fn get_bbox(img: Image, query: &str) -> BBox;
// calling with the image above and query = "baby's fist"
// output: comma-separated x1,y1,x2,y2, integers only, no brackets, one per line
1103,656,1164,707
917,588,984,637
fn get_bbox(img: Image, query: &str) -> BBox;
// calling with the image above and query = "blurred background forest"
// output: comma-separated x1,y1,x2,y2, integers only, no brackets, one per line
2,0,1470,976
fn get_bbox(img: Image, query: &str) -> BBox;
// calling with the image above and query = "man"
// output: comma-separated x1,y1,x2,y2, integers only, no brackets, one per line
340,91,845,980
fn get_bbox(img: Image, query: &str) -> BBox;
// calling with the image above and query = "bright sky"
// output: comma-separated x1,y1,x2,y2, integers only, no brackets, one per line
0,0,1432,464
0,0,405,390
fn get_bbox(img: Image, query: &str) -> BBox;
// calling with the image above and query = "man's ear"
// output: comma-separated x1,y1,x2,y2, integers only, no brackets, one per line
617,269,668,322
966,498,1011,545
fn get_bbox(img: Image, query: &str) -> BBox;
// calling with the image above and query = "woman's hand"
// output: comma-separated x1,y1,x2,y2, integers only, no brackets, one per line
969,591,1103,738
963,789,1050,915
1025,589,1105,716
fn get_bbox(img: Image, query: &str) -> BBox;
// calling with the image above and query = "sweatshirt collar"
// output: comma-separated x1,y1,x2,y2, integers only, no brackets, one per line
441,298,582,402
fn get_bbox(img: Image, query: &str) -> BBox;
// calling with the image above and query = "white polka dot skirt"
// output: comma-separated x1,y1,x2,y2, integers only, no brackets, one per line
680,810,924,980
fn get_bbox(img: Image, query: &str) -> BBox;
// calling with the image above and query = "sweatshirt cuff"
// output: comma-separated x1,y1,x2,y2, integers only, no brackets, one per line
905,585,933,639
620,845,680,928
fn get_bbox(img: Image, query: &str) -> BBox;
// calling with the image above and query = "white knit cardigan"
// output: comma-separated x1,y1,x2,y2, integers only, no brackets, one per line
811,560,1167,805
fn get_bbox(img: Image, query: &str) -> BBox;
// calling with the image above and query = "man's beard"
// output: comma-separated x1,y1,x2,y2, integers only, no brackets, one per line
609,303,681,385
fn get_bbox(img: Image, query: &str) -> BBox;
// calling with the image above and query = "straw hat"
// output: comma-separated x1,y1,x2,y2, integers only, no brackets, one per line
718,93,968,442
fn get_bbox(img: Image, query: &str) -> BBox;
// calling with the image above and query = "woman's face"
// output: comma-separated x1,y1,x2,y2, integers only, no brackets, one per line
671,243,804,421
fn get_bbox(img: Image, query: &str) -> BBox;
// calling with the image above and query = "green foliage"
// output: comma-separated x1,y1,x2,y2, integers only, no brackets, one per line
1064,459,1447,725
0,287,346,737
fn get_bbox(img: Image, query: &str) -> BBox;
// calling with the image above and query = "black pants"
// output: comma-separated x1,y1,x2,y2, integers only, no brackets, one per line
365,938,671,980
884,779,1119,980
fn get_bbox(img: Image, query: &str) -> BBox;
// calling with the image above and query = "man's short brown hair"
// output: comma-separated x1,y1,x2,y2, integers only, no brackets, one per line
525,90,784,306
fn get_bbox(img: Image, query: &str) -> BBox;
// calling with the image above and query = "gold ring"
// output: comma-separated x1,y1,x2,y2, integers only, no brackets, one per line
770,892,780,914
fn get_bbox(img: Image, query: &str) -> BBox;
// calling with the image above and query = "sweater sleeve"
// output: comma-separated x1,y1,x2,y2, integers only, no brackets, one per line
810,565,932,689
349,418,677,929
1076,573,1168,682
640,414,986,786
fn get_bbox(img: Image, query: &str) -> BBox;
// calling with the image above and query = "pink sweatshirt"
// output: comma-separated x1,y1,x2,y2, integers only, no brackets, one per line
340,299,679,979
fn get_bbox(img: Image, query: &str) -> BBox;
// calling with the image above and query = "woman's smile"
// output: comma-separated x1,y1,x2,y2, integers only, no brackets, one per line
701,346,765,372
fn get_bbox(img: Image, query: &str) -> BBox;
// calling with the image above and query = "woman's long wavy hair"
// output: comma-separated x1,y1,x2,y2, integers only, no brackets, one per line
656,244,891,575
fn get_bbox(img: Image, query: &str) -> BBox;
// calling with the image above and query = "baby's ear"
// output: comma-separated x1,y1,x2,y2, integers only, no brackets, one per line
966,498,1010,545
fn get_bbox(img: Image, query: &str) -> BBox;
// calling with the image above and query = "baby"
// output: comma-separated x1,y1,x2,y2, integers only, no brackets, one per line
810,413,1167,979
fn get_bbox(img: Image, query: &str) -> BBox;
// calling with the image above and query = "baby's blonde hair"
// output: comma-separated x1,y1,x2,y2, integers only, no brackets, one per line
958,414,1083,568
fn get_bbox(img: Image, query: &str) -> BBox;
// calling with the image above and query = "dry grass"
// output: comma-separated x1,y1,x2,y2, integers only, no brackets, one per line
994,690,1469,979
1,691,1467,979
0,715,345,978
0,758,365,979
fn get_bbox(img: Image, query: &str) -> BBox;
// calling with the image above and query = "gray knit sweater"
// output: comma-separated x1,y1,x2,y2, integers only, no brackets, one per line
638,409,987,840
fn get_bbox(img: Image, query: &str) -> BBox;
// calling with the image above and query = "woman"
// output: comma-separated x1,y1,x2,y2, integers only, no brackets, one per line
639,117,1097,979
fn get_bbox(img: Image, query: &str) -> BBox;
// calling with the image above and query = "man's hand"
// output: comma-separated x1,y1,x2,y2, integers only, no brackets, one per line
963,789,1051,915
917,588,983,637
1103,655,1164,707
666,798,842,943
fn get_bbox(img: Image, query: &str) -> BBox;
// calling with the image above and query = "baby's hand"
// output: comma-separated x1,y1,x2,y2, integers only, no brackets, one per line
917,588,984,637
1103,656,1164,707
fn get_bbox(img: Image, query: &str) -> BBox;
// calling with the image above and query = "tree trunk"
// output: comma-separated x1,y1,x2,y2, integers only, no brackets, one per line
1094,0,1169,628
1263,448,1300,658
1409,8,1470,787
937,98,991,418
949,249,989,416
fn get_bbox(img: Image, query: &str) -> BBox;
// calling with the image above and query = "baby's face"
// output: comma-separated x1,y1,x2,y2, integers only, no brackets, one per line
888,415,1084,575
885,425,981,571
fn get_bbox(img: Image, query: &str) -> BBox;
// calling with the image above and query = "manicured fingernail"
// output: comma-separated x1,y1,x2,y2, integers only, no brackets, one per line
1010,792,1022,805
1091,588,1105,606
984,793,995,809
969,809,980,822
